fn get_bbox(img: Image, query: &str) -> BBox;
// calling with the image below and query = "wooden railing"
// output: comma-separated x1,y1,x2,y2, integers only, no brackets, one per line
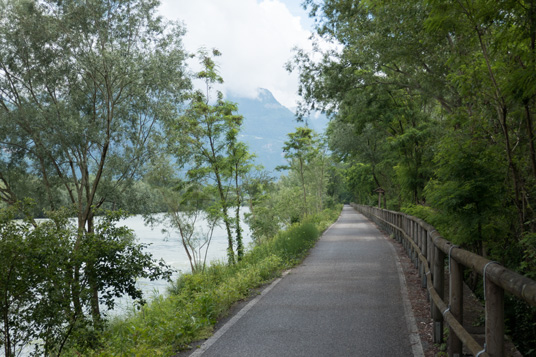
352,204,536,357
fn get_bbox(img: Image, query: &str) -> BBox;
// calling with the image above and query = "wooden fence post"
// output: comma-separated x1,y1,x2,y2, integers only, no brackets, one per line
449,255,463,357
422,227,427,260
485,274,504,357
402,217,406,244
421,227,427,288
407,218,411,254
433,245,445,343
412,221,418,268
428,231,433,278
409,220,413,258
418,227,423,277
417,224,422,251
398,214,403,243
412,221,416,265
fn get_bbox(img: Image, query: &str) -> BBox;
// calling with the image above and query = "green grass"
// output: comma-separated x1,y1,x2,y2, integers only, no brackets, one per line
73,206,341,356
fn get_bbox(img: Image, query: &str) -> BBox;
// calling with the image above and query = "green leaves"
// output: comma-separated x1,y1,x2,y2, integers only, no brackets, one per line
85,209,174,308
163,49,255,266
278,128,333,220
0,0,191,217
0,204,173,355
296,0,536,351
0,3,191,350
424,132,507,244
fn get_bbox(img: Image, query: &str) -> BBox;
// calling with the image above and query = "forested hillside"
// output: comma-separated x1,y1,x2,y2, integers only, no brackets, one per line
291,0,536,352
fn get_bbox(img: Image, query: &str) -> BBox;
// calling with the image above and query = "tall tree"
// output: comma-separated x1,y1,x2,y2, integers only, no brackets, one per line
280,127,315,217
425,0,536,237
291,0,443,207
279,127,332,218
229,141,256,260
171,49,251,264
0,0,189,323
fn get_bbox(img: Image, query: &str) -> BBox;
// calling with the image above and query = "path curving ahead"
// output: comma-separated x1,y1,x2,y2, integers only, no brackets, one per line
190,205,423,357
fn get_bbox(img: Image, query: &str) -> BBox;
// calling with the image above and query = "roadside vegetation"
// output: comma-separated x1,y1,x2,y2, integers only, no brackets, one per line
86,208,340,356
291,0,536,353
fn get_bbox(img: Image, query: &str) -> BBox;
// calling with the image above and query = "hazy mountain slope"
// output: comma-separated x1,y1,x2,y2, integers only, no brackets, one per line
228,88,328,174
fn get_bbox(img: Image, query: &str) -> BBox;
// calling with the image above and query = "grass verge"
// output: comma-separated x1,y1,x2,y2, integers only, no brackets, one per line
76,206,341,356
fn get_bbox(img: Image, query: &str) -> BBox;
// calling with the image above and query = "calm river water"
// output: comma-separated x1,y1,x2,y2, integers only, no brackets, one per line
109,211,253,315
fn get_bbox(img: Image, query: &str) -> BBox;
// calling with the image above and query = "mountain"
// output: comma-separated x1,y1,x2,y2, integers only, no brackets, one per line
227,88,328,175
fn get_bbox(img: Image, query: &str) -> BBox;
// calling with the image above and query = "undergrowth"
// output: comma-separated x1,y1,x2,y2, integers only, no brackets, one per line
73,206,341,356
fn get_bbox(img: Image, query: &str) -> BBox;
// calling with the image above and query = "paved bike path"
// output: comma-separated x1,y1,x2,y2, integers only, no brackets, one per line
191,205,422,356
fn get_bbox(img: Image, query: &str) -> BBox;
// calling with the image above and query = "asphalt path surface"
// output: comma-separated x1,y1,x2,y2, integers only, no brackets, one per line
191,205,421,357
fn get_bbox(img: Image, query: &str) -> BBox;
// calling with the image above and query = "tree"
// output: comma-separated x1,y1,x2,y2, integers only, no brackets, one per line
425,132,507,251
425,0,536,237
0,203,171,356
295,0,536,238
151,176,220,274
0,0,189,327
170,49,252,264
229,141,256,260
242,170,279,243
0,203,43,357
278,127,333,218
280,127,315,217
306,134,330,212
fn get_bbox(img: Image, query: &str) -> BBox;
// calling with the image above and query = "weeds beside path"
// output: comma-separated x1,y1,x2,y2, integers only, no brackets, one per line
77,207,342,356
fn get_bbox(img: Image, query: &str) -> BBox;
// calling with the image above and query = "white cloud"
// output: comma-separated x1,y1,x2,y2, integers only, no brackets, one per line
158,0,313,109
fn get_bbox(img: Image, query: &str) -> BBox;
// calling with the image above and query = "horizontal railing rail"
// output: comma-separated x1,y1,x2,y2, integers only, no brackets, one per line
352,204,536,357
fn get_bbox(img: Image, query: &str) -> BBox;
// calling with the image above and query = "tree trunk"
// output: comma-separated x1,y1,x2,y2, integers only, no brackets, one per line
3,301,12,357
235,206,243,261
86,214,101,324
175,212,196,273
474,24,526,234
299,157,308,217
72,216,84,318
525,104,536,179
498,107,525,234
214,168,235,265
235,168,244,261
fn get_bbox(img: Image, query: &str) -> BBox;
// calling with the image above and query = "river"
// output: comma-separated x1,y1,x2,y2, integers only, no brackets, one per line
108,211,253,315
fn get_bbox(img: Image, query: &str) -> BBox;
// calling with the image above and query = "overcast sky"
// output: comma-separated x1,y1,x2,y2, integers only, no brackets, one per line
158,0,316,109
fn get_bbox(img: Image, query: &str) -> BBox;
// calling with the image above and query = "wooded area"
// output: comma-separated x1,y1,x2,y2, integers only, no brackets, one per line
291,0,536,354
